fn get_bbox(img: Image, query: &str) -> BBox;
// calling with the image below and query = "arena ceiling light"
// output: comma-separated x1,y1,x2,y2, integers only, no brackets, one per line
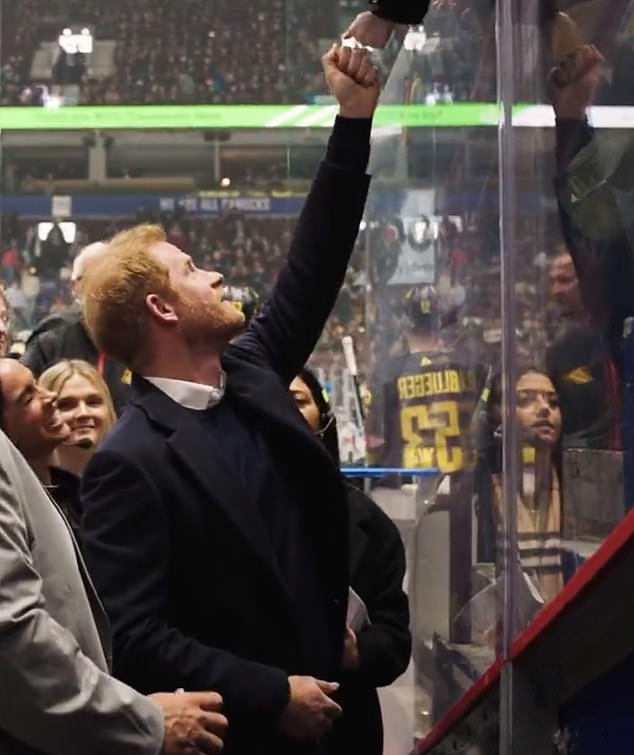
403,26,427,52
37,221,76,243
58,26,93,54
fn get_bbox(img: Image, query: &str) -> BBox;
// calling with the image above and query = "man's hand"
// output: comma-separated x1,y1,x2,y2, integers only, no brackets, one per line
277,675,342,741
549,44,606,120
151,691,228,755
341,626,361,672
323,45,381,119
343,11,395,49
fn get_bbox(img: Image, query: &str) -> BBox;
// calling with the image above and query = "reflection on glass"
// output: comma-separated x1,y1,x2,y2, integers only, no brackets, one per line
457,369,567,655
546,246,620,451
0,0,358,107
362,5,504,741
375,284,484,474
2,0,634,751
512,372,564,605
365,3,634,746
471,368,563,624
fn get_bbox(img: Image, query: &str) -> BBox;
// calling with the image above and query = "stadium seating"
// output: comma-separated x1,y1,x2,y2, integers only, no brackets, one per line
1,0,339,105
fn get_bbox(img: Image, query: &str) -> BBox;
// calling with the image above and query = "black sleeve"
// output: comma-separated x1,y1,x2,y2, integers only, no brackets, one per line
555,118,606,326
350,493,411,688
555,117,593,174
555,117,634,359
370,0,429,24
80,450,290,725
229,116,371,384
21,331,59,377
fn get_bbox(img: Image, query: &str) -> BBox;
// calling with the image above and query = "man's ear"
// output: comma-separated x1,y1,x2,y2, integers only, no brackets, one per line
145,293,178,325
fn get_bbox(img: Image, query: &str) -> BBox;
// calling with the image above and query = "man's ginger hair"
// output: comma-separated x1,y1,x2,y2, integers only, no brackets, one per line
82,224,173,372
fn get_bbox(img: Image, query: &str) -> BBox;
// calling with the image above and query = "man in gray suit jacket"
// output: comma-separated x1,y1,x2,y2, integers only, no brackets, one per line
0,429,227,755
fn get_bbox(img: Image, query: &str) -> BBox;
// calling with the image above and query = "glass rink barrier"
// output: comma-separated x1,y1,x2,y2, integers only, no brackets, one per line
2,0,634,753
337,1,634,753
354,12,506,747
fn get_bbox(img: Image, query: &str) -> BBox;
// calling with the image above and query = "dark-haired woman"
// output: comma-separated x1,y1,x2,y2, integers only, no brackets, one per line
290,368,411,755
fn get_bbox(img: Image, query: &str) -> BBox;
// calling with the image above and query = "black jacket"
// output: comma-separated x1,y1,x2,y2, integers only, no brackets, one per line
332,485,411,755
554,118,634,448
371,0,429,24
555,117,634,365
80,118,372,755
21,311,131,414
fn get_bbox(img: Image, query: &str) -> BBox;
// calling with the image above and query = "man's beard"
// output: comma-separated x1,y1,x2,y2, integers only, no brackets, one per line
177,293,243,348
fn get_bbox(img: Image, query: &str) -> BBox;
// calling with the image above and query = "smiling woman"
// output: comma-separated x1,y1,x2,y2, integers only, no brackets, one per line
0,358,76,524
0,358,69,469
39,359,117,479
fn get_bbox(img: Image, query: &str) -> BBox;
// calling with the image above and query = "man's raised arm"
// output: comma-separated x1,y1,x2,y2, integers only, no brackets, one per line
233,46,380,383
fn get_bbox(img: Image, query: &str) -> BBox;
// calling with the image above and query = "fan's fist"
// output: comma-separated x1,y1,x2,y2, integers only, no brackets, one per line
549,44,606,120
322,44,380,119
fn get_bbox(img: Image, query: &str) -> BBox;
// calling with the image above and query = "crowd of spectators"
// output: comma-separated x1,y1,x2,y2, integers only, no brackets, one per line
0,0,57,106
3,0,634,108
0,205,564,383
1,0,341,106
0,209,366,369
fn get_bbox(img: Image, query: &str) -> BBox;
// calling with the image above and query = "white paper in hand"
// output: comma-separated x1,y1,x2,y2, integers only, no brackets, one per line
347,587,370,633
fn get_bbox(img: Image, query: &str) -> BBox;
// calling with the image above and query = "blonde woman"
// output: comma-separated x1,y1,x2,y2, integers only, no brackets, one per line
39,359,116,478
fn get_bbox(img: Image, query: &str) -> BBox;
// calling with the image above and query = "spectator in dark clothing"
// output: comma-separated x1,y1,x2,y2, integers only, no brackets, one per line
79,48,380,755
22,242,131,414
51,46,86,87
549,45,634,452
39,223,69,280
545,247,621,449
290,368,411,755
551,44,634,363
22,311,131,415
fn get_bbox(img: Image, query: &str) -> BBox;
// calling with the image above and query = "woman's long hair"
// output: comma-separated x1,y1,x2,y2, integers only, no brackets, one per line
39,359,117,437
476,365,564,561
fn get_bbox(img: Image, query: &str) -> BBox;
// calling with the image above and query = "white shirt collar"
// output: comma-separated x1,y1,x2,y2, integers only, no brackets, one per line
145,373,226,411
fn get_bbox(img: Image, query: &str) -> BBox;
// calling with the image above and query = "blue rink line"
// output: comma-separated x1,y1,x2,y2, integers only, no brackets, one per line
341,467,441,477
